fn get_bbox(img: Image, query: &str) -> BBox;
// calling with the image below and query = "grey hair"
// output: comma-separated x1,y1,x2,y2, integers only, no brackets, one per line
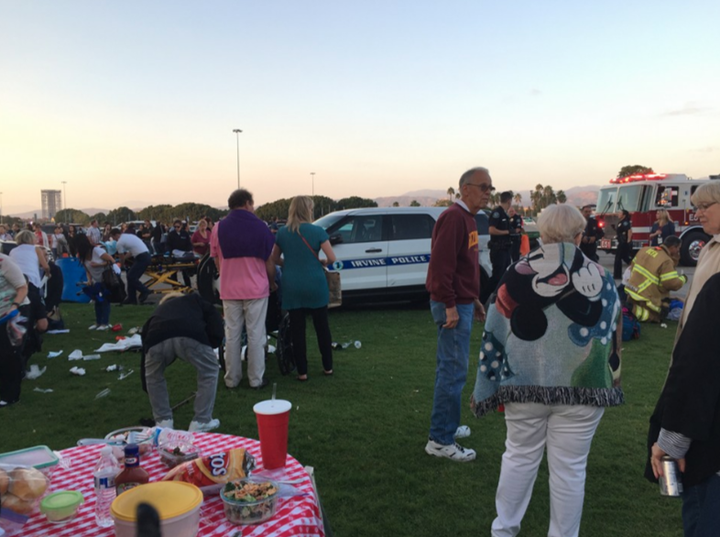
459,167,490,188
537,204,586,244
14,230,36,245
691,181,720,207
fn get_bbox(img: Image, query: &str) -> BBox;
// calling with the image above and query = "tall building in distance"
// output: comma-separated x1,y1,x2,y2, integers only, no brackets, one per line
41,190,62,220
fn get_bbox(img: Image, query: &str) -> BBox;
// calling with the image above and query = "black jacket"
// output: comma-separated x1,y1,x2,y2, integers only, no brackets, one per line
645,273,720,488
141,292,223,352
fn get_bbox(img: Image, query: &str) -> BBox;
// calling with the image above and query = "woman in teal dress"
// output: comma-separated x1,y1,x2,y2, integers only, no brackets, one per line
272,196,337,381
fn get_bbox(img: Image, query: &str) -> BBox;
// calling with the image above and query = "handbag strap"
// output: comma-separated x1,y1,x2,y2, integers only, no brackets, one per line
298,232,325,267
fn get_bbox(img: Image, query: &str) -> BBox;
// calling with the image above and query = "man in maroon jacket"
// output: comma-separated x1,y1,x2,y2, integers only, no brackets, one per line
425,167,491,462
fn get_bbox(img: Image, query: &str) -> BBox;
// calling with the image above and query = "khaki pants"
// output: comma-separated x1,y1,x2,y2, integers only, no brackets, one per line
223,298,268,388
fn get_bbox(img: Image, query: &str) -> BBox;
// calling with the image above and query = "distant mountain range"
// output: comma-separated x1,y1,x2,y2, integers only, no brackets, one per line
374,186,601,208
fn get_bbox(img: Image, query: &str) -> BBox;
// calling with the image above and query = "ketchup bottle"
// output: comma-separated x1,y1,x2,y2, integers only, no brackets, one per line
115,443,149,495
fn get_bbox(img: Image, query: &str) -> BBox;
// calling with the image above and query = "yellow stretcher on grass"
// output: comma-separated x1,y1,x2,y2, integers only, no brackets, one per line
142,254,198,295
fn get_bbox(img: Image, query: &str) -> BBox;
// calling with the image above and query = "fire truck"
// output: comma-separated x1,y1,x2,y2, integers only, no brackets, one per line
596,173,717,266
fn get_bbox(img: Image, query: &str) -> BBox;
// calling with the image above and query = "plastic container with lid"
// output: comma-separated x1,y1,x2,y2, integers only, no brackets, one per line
110,481,203,537
40,491,85,524
0,445,59,475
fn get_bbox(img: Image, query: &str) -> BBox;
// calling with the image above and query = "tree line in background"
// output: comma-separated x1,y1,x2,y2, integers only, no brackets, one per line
5,165,651,226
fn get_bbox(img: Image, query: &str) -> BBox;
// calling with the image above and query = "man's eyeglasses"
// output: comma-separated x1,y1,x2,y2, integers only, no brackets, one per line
695,202,717,212
174,225,181,229
465,183,495,193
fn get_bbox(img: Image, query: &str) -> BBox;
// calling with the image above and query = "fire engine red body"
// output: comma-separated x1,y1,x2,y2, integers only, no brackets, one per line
594,173,715,266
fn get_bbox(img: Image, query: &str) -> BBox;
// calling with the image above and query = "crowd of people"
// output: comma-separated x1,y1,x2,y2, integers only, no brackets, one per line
2,176,717,535
424,167,720,537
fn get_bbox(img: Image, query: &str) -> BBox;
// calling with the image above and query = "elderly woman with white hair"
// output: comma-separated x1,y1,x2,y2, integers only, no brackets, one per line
472,203,623,537
646,180,720,536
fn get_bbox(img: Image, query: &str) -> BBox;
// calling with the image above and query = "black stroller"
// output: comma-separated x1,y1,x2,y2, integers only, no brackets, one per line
196,254,295,375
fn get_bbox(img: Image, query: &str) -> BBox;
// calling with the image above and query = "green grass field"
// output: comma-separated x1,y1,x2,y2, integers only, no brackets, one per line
4,302,684,536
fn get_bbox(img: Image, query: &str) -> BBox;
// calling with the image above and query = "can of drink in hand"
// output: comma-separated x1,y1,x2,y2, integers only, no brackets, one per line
659,456,683,497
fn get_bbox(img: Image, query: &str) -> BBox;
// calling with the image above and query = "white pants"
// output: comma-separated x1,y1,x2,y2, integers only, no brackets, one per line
223,298,268,388
492,402,604,537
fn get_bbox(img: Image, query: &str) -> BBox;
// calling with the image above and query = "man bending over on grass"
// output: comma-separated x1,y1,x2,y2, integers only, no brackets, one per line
141,291,224,432
424,167,490,462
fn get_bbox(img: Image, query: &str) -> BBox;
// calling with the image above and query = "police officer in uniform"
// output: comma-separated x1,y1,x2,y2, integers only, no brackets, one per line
508,207,524,262
580,205,604,262
488,191,513,294
613,209,633,279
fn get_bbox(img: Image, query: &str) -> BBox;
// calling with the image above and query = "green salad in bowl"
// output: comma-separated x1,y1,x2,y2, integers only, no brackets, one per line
220,477,279,525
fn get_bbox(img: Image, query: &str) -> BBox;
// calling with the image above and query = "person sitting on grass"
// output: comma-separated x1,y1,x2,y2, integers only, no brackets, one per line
140,291,224,432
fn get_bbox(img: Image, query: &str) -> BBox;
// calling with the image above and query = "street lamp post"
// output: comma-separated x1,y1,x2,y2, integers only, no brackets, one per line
311,172,315,197
232,129,242,188
61,181,67,215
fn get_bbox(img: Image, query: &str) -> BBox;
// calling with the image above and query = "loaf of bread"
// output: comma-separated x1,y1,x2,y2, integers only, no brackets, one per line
1,492,34,515
8,467,48,500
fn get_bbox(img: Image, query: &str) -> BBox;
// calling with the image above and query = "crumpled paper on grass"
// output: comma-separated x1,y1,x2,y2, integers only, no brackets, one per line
94,334,142,352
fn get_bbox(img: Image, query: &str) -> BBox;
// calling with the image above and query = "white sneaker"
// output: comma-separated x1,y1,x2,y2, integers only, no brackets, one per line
425,439,476,462
455,425,471,439
88,325,98,330
189,419,220,432
155,419,174,429
96,325,110,331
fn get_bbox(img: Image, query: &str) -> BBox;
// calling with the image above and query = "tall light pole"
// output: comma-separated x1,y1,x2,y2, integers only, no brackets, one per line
61,181,67,213
232,129,242,188
311,172,315,197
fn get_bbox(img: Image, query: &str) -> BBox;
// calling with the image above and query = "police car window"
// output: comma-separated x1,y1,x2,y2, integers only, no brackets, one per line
475,213,490,235
390,215,435,241
655,186,679,208
330,215,383,244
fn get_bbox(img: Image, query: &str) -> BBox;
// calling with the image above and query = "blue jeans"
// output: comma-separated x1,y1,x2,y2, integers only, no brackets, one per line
126,252,151,303
429,300,474,445
94,298,110,325
682,473,720,537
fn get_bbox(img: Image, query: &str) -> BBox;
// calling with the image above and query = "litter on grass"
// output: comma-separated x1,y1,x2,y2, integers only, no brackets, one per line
83,354,101,361
33,387,54,393
68,349,84,360
95,388,111,399
46,329,70,334
118,369,134,380
94,334,142,352
106,364,118,372
47,351,63,358
26,365,47,379
70,366,86,376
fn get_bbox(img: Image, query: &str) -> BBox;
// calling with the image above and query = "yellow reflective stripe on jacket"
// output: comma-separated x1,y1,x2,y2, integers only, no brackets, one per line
660,271,681,282
632,264,660,285
637,280,653,293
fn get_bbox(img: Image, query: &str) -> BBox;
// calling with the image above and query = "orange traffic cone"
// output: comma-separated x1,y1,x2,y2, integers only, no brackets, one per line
520,234,531,256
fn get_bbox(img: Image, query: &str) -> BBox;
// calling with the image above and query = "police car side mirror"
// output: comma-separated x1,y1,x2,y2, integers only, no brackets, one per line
329,234,343,246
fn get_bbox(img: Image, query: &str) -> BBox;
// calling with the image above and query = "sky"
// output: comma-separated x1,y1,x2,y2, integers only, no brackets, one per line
1,1,719,215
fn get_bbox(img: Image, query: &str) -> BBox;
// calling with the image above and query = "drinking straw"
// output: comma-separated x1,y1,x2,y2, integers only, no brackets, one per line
272,383,277,401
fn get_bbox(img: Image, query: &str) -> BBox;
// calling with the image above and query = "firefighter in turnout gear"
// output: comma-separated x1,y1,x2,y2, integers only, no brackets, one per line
625,235,687,323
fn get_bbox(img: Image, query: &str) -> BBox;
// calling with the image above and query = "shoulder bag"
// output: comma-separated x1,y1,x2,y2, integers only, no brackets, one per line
298,232,341,309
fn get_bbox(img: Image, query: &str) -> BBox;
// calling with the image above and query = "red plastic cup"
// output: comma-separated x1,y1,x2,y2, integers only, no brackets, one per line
253,399,291,470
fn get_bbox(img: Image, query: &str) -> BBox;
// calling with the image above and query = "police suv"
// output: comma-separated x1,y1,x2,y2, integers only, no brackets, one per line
314,207,492,303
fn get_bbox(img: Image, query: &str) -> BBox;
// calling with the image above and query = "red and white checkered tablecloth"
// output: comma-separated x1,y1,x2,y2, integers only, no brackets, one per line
23,433,325,537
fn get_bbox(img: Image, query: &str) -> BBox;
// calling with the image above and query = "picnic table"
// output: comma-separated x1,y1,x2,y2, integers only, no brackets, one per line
23,432,326,537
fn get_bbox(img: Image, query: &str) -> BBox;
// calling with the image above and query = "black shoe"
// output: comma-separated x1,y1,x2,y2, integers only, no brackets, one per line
252,379,269,390
139,291,150,305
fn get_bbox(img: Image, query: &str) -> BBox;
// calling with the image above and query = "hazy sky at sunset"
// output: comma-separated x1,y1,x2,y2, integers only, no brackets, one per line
1,1,718,214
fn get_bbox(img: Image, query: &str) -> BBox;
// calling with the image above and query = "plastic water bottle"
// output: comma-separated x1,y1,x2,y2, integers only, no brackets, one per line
151,427,194,451
94,445,120,527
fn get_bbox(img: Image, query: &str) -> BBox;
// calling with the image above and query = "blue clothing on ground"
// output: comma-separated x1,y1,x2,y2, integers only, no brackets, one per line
429,300,473,446
276,224,330,310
